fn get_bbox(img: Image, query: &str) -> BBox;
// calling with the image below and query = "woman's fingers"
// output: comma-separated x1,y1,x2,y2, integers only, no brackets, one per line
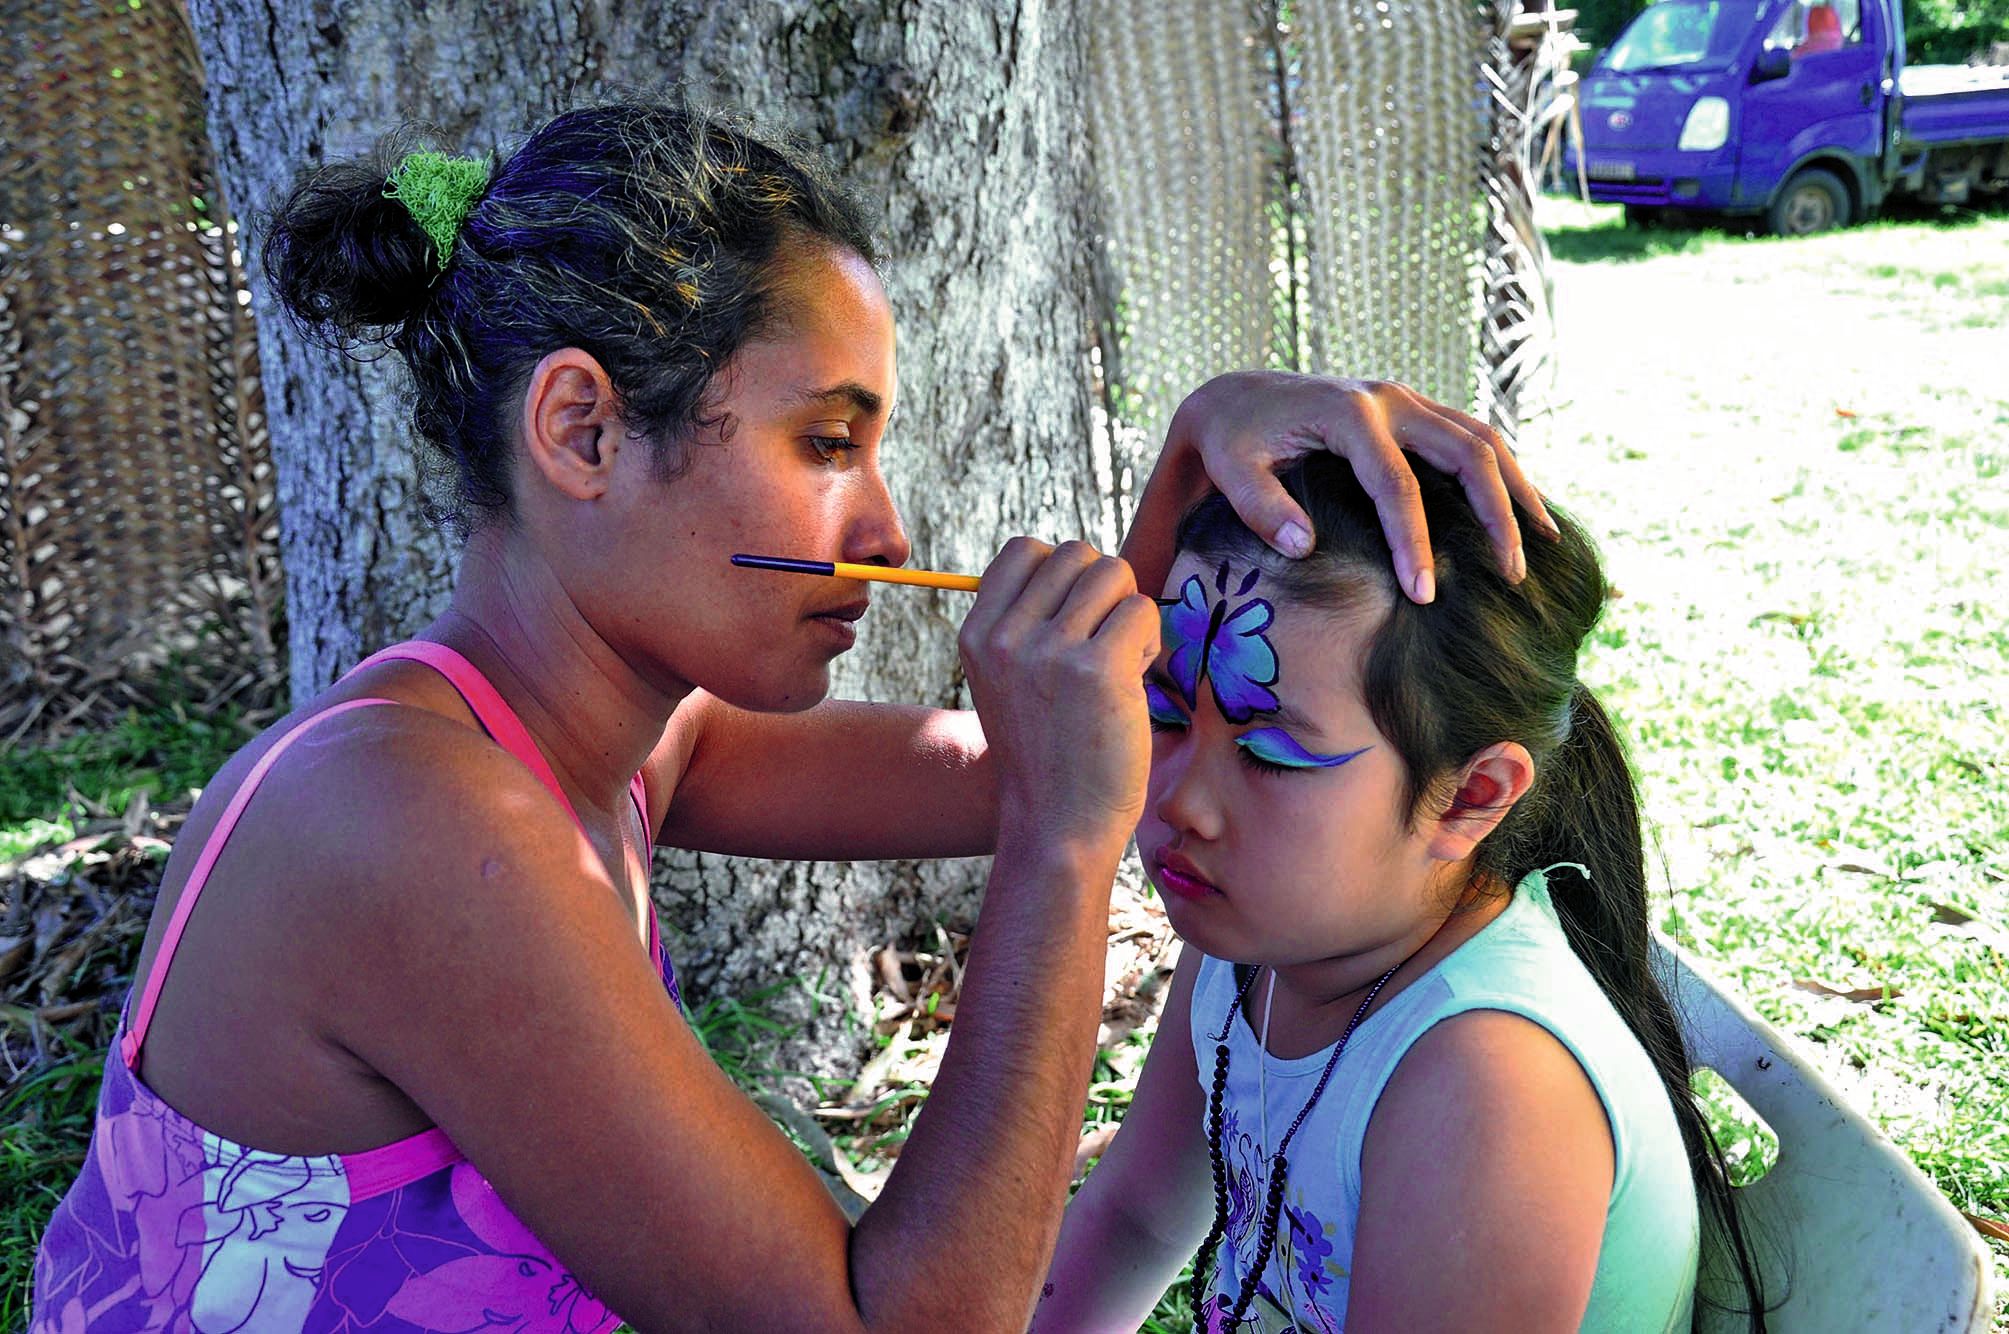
1382,388,1525,586
1186,373,1558,602
964,538,1055,639
1091,593,1164,679
1215,464,1317,562
1399,389,1558,544
1051,555,1145,642
990,541,1104,645
958,536,1157,854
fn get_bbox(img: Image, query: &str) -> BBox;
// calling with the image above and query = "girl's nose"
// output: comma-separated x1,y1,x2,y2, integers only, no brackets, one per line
1150,741,1224,844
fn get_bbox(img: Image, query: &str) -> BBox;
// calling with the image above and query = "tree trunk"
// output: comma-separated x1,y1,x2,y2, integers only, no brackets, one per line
187,0,1103,1076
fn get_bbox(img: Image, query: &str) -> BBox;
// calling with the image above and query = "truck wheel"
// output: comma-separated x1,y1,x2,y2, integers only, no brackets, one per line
1768,169,1851,236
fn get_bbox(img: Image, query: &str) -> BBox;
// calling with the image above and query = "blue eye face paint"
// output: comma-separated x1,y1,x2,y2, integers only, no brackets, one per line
1235,729,1371,770
1144,680,1187,727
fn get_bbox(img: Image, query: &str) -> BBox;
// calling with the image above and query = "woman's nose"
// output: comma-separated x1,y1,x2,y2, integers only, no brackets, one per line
844,465,911,568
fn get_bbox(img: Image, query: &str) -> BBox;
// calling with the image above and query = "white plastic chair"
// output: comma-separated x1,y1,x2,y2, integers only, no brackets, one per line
1654,934,1996,1332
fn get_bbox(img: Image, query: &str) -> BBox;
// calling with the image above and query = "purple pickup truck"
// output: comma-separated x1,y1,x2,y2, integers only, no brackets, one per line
1565,0,2009,233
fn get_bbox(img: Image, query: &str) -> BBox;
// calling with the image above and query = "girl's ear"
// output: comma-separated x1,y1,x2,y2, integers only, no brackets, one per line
1424,741,1536,863
519,347,625,501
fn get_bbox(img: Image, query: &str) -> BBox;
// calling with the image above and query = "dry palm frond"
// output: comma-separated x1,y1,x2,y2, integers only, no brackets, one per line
1,0,283,746
1478,3,1587,450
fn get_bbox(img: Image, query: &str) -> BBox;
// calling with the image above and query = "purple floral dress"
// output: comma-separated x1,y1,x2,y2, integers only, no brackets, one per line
31,643,679,1333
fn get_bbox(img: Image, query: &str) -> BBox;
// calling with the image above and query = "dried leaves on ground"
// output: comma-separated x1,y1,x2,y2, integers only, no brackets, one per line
0,796,177,1090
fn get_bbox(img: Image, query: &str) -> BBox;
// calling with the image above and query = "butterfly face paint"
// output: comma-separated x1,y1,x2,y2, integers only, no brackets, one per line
1154,560,1371,770
1161,562,1278,722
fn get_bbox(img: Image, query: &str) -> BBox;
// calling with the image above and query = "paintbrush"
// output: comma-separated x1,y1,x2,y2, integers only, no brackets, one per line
731,553,982,592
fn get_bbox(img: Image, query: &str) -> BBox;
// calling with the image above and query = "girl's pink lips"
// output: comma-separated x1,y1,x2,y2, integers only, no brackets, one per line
1153,851,1221,901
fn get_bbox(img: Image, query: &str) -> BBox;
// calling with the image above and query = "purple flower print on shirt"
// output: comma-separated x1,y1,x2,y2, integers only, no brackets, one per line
184,1145,351,1332
381,1163,611,1333
1287,1201,1336,1297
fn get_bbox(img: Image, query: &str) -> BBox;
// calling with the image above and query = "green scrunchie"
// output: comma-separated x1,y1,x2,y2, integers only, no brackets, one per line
384,150,491,273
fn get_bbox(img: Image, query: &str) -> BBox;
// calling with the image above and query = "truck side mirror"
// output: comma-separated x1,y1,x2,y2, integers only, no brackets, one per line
1752,47,1792,82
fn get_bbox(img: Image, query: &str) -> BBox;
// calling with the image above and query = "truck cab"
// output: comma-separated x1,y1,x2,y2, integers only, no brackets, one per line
1566,0,2009,233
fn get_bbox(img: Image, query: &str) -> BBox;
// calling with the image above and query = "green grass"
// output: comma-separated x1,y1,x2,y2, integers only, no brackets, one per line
0,702,251,830
1539,192,2009,264
1545,197,2009,1324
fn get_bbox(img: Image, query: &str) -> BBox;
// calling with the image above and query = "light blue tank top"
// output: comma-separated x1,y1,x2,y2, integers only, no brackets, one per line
1188,866,1699,1332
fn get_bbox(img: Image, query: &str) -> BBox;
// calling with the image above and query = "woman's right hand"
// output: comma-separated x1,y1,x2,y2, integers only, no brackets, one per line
958,538,1160,858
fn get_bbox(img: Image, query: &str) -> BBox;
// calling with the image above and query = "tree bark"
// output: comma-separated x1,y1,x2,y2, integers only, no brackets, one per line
187,0,1105,1076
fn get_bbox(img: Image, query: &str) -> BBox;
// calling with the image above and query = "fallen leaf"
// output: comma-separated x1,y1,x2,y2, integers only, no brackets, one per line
872,948,911,1005
838,1017,914,1113
1790,978,1899,1004
0,936,29,989
1834,407,1859,419
1929,901,1977,926
1963,1212,2009,1244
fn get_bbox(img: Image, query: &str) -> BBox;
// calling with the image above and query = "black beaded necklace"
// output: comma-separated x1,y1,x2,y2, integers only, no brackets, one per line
1188,961,1403,1328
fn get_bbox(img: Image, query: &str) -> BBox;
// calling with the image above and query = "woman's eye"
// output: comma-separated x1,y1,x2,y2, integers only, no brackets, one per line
809,435,858,462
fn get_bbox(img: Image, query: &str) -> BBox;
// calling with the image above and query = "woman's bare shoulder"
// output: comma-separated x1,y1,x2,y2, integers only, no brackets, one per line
239,695,603,920
146,671,621,1013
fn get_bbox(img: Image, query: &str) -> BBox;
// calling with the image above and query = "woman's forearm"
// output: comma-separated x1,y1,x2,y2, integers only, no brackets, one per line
847,833,1122,1331
1119,419,1209,598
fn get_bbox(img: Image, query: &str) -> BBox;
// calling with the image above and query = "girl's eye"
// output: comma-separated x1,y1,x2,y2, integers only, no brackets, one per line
1235,729,1370,773
1235,745,1293,776
809,435,858,463
1143,681,1187,732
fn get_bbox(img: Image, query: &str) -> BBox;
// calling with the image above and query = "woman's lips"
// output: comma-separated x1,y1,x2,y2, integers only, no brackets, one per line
1153,852,1221,901
808,599,868,647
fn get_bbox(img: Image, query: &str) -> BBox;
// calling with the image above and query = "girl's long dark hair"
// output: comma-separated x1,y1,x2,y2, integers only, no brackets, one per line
1180,453,1773,1330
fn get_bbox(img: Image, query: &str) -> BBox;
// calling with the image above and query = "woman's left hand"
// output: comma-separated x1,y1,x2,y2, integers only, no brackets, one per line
1121,372,1557,604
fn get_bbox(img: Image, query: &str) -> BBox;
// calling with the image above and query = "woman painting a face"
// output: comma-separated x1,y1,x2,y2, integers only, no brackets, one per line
31,101,1548,1332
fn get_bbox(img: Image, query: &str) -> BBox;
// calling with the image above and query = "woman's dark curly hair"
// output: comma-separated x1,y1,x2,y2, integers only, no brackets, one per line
263,95,877,530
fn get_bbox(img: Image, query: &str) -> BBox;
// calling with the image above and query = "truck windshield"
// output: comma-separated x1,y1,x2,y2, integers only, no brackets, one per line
1602,0,1754,73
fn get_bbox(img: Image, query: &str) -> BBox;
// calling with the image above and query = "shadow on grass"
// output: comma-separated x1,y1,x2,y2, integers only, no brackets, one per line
1544,194,2009,264
1546,218,1736,263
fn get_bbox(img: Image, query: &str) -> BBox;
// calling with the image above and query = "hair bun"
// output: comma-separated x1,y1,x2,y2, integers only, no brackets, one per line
261,129,448,345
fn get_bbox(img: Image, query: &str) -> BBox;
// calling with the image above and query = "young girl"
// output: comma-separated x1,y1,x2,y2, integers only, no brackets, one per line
29,98,1542,1331
1037,455,1765,1332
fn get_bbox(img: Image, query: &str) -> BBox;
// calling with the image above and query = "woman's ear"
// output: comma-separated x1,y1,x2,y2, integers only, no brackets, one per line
1424,741,1536,863
519,348,624,501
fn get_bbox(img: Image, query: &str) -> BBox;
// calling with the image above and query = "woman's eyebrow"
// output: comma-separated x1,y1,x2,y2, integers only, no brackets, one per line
789,381,884,415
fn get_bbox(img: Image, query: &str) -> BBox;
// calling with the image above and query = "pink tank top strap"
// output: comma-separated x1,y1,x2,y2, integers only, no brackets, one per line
632,770,658,961
346,641,584,827
122,698,400,1067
